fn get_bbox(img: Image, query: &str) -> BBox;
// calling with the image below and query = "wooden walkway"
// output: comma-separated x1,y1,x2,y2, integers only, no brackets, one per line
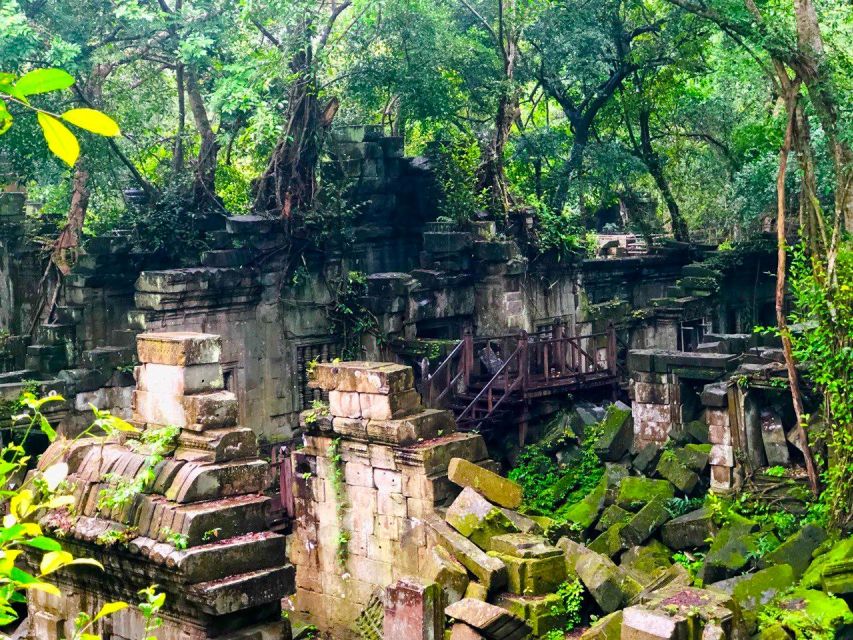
422,323,619,442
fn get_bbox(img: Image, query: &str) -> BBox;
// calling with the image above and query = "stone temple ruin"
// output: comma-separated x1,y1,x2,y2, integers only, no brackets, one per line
2,126,852,639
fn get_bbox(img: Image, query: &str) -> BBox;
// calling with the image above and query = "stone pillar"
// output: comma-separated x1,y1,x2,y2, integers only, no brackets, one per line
702,382,735,492
383,577,444,640
291,361,490,634
630,370,681,448
27,332,294,640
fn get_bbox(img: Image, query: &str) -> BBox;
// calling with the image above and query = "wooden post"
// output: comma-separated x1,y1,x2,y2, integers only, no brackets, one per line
554,322,565,376
607,322,617,374
463,330,473,389
519,331,529,394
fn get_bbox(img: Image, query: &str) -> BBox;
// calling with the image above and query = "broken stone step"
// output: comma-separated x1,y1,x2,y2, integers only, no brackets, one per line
25,344,69,373
175,427,258,463
200,249,253,268
55,304,84,324
187,564,295,615
172,531,287,582
427,515,507,592
35,323,75,345
445,598,531,640
164,459,269,503
82,346,136,370
0,369,38,384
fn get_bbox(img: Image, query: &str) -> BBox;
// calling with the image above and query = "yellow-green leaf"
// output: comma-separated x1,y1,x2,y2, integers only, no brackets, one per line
40,550,72,575
0,101,11,136
14,68,74,96
94,601,128,622
37,112,79,167
80,634,101,640
61,108,120,137
68,558,104,570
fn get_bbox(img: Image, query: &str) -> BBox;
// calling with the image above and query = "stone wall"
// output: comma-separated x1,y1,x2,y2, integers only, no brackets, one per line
25,332,294,640
290,362,491,636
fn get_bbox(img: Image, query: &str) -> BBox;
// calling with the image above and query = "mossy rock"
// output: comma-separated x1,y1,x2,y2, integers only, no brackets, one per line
616,477,675,510
561,475,607,529
771,589,853,637
620,539,673,577
731,564,795,632
801,535,853,590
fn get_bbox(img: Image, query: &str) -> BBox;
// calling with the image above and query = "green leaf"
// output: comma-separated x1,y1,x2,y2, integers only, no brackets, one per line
39,416,56,442
61,108,120,137
0,101,11,136
13,69,74,96
93,601,128,621
37,112,79,167
22,537,62,552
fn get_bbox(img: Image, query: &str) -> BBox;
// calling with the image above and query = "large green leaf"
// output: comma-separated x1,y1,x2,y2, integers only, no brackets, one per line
0,101,11,136
13,69,74,96
61,108,120,137
37,112,79,167
22,537,62,552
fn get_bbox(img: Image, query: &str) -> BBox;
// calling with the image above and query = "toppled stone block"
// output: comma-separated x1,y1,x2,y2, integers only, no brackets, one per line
675,443,711,472
561,476,607,529
620,540,672,578
496,593,566,636
661,506,718,550
580,610,622,640
596,504,632,532
801,535,853,590
428,516,507,592
575,550,637,613
760,408,790,466
401,433,488,476
425,546,469,604
446,487,519,549
175,427,258,463
136,332,221,366
631,444,662,475
655,450,699,493
729,564,795,631
594,406,633,461
445,598,531,640
758,524,826,579
489,534,566,596
383,577,444,640
620,496,671,547
589,524,628,559
700,517,760,583
770,589,853,638
616,477,674,510
684,419,710,444
449,623,486,639
448,458,523,509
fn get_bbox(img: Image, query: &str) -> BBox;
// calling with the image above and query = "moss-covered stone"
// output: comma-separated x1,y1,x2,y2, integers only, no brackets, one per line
758,524,827,580
496,593,566,637
773,589,853,636
589,523,628,559
655,450,700,493
677,444,712,471
491,552,567,596
620,496,671,547
445,487,519,549
580,610,622,640
593,406,633,461
620,540,673,578
447,457,523,509
699,519,760,584
596,504,631,532
801,535,853,590
730,564,795,632
561,475,607,529
616,477,675,510
661,506,718,550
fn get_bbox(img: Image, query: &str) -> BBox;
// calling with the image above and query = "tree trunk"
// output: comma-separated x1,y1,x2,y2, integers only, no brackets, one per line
173,63,186,174
185,71,218,207
638,109,689,241
53,163,90,275
776,92,820,495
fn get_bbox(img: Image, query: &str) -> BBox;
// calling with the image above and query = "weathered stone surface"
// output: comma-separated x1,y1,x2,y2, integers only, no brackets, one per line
489,533,561,559
447,458,522,509
655,450,699,493
401,433,489,476
620,540,672,578
624,583,741,640
760,408,790,466
616,477,674,510
135,362,224,396
801,535,853,590
175,532,286,582
133,389,238,429
446,487,519,549
445,598,531,640
365,408,456,445
675,443,711,472
596,504,632,532
136,332,221,366
574,550,638,613
661,507,718,550
425,546,469,604
594,406,633,461
449,622,487,639
428,516,507,592
493,550,567,596
166,459,268,503
581,610,622,640
729,564,795,631
175,427,258,463
589,523,629,559
631,444,662,475
383,577,444,640
620,496,671,547
311,361,414,394
495,593,566,636
758,524,827,579
699,517,759,583
771,589,853,638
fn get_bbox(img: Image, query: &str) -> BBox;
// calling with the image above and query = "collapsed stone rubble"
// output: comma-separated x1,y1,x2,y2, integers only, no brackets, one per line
24,332,294,640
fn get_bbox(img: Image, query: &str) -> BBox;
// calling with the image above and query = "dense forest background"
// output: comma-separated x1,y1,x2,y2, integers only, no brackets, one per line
1,0,849,250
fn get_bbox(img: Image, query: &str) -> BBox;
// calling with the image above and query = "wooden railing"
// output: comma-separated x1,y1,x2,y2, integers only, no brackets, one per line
424,323,619,430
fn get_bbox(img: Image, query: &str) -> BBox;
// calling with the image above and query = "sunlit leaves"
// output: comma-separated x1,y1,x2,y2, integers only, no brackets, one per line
13,68,74,96
37,112,80,166
61,108,120,137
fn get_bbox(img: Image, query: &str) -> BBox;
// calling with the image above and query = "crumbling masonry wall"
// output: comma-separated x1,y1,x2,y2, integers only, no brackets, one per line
290,362,491,635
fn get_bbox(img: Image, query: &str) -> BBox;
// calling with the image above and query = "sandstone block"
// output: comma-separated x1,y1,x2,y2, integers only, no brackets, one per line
427,516,507,592
449,623,486,639
135,362,223,396
401,433,488,476
445,598,531,640
661,507,718,550
426,546,470,605
360,388,422,420
175,427,257,463
447,458,522,509
616,477,674,510
366,408,456,445
489,534,562,559
166,459,268,503
620,496,671,547
709,444,734,467
383,577,444,640
446,487,519,549
496,552,567,596
328,390,362,419
136,332,221,366
312,361,414,394
331,416,368,439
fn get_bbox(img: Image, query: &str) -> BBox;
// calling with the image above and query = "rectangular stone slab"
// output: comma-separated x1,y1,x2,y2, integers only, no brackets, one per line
427,515,507,592
136,332,221,366
135,362,224,396
448,458,522,509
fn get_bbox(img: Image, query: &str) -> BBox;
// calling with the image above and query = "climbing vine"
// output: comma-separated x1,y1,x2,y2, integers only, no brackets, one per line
327,271,383,361
327,437,350,569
